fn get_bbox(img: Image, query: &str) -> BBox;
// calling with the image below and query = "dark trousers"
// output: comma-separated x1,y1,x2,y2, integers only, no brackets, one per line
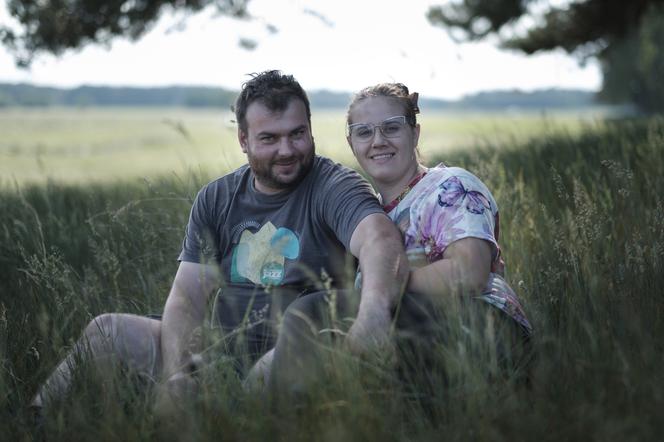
269,289,533,398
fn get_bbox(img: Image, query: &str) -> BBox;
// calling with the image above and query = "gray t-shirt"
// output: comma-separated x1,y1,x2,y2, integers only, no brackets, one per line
179,156,383,334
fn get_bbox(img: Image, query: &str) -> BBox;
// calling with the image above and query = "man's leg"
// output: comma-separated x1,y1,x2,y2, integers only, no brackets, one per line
243,348,274,391
269,290,356,397
31,313,162,410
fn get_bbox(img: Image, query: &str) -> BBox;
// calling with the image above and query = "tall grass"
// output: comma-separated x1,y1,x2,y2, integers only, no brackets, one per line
445,117,664,440
2,117,663,440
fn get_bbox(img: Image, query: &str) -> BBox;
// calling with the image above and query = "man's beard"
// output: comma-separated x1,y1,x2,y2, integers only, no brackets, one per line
249,141,315,192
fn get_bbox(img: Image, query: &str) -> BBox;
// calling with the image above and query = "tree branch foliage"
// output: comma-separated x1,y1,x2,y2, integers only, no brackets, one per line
428,0,664,113
428,0,661,55
599,4,664,113
427,0,527,41
1,0,250,67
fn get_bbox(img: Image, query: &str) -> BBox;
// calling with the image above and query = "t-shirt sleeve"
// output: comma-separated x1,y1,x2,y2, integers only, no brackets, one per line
178,186,220,263
317,164,384,250
412,169,499,262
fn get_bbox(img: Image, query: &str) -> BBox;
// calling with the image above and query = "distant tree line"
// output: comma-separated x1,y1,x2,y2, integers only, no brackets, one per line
422,89,599,111
0,83,608,110
0,84,237,107
0,83,603,111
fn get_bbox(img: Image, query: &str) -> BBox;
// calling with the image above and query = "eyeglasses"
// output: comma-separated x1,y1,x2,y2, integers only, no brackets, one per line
347,116,409,142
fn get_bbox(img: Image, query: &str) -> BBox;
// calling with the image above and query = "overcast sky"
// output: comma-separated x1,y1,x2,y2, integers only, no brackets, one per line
0,0,602,100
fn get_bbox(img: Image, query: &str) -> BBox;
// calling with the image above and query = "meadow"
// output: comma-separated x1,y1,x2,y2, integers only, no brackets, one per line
1,107,663,441
0,106,610,184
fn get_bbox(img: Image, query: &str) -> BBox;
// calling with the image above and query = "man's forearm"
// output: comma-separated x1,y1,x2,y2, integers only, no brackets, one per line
160,291,206,378
345,214,408,353
160,262,220,378
356,220,409,316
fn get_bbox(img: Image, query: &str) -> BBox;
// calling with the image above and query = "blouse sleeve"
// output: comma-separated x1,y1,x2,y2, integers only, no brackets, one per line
408,168,499,262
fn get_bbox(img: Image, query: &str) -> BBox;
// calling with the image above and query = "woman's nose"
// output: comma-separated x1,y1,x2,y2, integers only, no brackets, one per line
370,128,387,146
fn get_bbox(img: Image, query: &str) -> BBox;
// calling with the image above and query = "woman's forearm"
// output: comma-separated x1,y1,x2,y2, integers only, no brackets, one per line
407,237,492,301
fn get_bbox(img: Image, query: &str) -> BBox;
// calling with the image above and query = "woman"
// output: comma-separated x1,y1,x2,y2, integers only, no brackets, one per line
265,83,533,395
345,82,532,337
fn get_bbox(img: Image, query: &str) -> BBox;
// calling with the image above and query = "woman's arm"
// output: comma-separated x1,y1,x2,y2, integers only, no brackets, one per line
407,237,492,301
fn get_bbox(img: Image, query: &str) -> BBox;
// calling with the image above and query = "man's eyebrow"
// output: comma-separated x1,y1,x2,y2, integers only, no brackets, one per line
289,124,308,133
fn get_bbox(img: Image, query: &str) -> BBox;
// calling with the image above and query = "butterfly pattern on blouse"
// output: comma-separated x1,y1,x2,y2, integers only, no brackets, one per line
437,176,491,215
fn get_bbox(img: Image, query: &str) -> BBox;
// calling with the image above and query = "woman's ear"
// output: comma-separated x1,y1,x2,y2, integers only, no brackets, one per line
413,123,421,148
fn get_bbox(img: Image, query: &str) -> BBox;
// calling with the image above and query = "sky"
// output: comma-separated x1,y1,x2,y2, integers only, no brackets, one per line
0,0,602,100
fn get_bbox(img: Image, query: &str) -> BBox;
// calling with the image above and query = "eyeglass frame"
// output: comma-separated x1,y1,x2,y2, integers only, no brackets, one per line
346,115,412,141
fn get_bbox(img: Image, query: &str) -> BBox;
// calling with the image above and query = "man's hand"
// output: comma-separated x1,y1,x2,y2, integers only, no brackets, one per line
160,262,219,394
347,213,408,362
153,350,204,427
243,348,274,392
345,304,396,364
153,371,199,423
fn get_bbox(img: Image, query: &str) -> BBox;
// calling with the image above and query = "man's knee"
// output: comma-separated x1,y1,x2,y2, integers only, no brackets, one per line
84,313,117,340
281,295,323,338
279,291,355,351
81,313,161,374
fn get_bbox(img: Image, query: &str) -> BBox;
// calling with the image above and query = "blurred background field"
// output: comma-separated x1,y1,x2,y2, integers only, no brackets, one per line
0,105,617,185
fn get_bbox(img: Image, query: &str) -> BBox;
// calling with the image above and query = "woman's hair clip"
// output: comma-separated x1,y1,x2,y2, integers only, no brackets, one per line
408,92,420,114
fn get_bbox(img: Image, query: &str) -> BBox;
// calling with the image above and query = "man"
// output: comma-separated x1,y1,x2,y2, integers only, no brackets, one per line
31,70,409,415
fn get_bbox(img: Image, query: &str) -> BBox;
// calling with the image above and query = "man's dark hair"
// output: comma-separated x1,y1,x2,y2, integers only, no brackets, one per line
234,70,311,133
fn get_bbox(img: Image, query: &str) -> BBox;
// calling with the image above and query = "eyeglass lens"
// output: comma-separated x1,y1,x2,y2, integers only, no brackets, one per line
350,117,406,141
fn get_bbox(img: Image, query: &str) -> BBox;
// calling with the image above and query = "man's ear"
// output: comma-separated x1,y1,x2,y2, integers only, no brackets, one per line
238,128,248,153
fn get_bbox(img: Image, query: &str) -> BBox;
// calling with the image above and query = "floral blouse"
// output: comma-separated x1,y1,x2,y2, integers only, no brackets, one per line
385,164,532,334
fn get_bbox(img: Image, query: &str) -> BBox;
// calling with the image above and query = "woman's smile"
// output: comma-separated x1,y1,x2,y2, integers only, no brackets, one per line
370,152,395,161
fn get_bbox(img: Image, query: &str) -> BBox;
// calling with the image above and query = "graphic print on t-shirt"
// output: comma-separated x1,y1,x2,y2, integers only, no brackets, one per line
230,221,300,285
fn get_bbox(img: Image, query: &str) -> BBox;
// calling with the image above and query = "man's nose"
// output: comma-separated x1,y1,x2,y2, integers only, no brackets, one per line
276,136,295,155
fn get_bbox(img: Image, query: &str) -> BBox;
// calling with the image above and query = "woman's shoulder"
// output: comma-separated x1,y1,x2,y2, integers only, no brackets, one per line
427,163,481,181
423,164,490,192
416,163,498,212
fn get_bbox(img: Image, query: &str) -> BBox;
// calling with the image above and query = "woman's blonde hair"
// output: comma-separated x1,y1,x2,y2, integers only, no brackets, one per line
346,82,420,126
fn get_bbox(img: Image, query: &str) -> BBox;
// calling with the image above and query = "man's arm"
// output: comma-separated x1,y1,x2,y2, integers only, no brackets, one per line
346,213,409,354
155,260,221,423
160,261,222,379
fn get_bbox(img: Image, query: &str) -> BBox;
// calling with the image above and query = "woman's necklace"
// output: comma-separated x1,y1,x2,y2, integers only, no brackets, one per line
382,169,428,213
